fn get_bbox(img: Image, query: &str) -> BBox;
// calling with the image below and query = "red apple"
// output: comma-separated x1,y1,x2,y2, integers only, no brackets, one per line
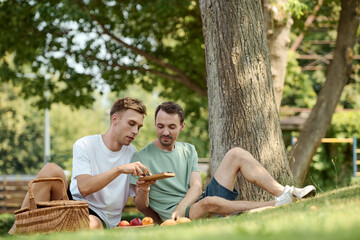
142,217,154,225
130,217,142,226
118,220,130,227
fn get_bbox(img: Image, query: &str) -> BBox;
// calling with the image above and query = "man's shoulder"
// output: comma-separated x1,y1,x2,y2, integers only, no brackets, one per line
135,142,155,155
74,135,100,147
176,142,196,151
126,143,137,152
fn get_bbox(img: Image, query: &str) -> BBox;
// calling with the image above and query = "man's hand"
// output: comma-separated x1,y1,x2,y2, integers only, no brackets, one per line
119,161,150,176
136,179,156,192
171,204,187,220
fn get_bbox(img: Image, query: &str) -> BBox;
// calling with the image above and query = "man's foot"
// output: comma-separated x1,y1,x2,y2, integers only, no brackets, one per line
292,185,316,199
275,185,296,206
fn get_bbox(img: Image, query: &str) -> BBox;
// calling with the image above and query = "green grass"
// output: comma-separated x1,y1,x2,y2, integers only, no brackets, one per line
2,184,360,240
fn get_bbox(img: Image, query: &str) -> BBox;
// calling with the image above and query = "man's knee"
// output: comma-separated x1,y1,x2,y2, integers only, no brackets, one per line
227,147,249,158
198,196,221,212
37,163,66,180
89,215,104,230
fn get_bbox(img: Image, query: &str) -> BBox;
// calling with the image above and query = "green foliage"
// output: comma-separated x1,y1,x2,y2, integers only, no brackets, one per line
49,100,109,170
0,83,44,174
285,0,308,19
0,0,207,119
0,214,14,236
282,51,317,108
0,83,109,173
289,0,360,108
304,111,360,190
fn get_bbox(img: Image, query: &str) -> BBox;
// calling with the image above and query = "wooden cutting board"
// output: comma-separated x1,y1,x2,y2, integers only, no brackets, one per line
115,224,154,229
138,172,175,181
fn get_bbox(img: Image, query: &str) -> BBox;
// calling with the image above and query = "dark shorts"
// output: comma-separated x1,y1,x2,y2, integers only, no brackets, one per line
67,187,105,227
185,176,239,218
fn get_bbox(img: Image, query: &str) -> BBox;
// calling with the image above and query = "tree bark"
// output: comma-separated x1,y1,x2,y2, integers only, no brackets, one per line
289,0,360,185
199,0,293,201
263,0,292,111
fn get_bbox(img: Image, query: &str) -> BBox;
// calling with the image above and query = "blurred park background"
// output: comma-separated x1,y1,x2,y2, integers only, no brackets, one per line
0,0,359,196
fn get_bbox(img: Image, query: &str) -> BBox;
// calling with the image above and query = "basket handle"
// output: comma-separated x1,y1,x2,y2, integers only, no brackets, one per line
28,177,69,210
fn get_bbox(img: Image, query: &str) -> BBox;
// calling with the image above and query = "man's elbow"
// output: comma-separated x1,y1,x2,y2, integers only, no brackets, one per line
78,185,89,197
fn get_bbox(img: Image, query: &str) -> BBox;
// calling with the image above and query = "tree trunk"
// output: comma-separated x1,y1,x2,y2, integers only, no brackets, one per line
199,0,293,201
263,0,293,111
289,0,360,186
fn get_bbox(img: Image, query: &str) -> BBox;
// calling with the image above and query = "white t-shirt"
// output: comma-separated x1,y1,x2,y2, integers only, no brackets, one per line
70,134,136,228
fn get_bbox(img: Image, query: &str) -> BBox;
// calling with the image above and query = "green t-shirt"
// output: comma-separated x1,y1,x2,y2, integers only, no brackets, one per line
130,142,199,221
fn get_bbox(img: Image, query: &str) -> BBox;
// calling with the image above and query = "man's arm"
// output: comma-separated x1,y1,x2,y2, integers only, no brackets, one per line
171,171,203,220
76,161,149,197
133,180,162,224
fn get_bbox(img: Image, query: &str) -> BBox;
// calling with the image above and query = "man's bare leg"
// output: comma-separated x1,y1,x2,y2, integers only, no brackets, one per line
213,147,285,197
189,196,276,219
89,215,104,229
187,147,288,220
8,163,67,234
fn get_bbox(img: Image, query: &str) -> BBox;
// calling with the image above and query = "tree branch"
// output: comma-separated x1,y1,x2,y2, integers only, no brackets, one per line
66,50,188,88
75,0,207,96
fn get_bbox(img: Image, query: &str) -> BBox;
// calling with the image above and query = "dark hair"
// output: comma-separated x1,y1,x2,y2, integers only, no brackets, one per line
155,101,185,124
110,97,147,120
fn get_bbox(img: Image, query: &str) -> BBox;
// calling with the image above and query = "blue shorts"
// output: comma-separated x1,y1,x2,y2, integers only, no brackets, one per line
185,177,238,217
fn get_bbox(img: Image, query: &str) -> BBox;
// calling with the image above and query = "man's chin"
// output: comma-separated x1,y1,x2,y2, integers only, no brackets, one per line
160,140,172,147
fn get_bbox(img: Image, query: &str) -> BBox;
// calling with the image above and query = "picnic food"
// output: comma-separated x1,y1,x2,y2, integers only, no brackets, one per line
118,220,130,227
142,217,154,225
138,172,175,181
130,217,143,226
176,217,191,223
160,219,177,226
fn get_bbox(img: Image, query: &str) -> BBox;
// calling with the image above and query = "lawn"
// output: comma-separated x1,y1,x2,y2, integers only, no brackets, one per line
2,184,360,240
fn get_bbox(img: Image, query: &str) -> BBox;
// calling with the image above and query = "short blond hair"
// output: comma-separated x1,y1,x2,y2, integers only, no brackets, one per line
110,97,147,119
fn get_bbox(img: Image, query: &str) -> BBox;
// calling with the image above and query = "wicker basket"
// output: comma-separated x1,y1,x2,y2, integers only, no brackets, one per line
14,177,90,234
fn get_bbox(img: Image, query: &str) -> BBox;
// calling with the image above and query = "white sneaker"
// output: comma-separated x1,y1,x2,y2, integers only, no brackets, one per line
292,185,316,199
275,185,296,206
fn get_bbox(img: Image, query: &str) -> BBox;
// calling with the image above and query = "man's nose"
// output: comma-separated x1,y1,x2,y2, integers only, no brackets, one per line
132,126,139,135
163,128,169,135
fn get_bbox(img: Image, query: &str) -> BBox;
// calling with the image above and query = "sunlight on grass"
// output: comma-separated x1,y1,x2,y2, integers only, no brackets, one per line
4,184,360,240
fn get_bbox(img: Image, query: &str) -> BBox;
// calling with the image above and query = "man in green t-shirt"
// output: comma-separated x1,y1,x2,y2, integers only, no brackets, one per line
130,102,316,223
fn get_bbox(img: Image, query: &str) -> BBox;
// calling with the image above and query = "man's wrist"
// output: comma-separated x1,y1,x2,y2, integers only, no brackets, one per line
136,184,150,194
116,165,124,174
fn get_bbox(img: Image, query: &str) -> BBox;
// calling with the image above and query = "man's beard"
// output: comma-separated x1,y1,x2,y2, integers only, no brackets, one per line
159,135,173,146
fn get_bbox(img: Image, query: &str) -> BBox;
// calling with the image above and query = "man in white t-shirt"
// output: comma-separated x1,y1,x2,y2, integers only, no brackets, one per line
9,97,152,233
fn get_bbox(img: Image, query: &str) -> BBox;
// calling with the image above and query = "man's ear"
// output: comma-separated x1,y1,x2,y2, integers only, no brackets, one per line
111,113,118,125
180,121,186,131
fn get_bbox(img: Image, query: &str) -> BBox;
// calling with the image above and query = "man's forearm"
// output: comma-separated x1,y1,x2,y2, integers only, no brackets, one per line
76,167,123,197
134,188,162,223
177,184,202,210
134,187,150,211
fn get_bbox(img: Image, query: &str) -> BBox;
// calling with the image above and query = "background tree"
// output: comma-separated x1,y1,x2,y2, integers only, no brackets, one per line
289,0,360,185
262,0,307,110
0,83,44,174
0,0,207,116
199,0,292,201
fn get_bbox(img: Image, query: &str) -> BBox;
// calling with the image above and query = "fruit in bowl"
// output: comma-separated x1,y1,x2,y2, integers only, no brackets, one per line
142,217,154,225
118,220,130,227
130,217,143,226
